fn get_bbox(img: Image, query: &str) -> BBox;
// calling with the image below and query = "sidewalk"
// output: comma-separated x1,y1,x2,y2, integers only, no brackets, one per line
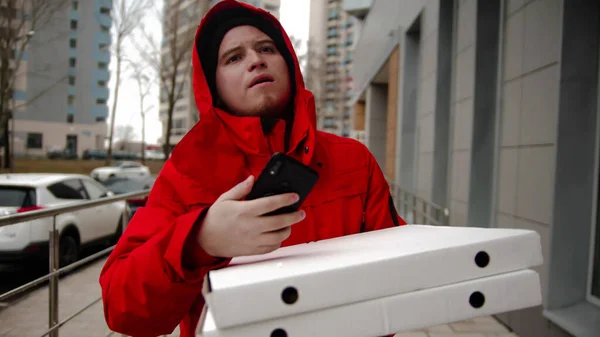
0,257,518,337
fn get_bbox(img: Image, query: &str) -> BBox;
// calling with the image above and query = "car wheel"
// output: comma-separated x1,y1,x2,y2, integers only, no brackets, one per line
109,174,115,179
59,234,79,267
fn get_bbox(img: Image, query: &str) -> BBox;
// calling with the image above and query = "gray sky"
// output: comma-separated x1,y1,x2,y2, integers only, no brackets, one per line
107,0,311,145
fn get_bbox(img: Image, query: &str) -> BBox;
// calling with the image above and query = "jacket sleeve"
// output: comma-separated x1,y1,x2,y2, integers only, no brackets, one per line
99,163,231,336
363,147,407,231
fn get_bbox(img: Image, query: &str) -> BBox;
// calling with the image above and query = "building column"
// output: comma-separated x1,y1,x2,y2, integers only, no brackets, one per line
365,83,388,169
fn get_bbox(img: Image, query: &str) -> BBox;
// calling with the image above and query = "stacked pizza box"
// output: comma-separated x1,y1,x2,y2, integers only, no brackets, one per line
196,225,544,337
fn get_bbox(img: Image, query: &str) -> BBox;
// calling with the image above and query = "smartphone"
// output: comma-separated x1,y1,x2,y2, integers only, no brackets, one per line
245,152,319,216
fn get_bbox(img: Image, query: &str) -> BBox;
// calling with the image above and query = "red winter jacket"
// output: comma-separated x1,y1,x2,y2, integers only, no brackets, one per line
99,1,406,336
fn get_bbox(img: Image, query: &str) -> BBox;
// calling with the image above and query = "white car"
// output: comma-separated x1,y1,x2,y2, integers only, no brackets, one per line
0,174,127,266
91,161,151,182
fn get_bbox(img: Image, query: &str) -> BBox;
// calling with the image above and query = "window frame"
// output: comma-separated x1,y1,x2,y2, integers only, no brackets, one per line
26,133,42,149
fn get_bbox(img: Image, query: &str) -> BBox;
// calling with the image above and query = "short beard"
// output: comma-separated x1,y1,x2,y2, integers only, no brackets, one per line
236,95,286,118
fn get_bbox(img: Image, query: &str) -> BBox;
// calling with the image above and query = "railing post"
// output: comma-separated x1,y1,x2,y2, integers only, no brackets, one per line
49,215,59,337
122,200,130,235
412,195,417,224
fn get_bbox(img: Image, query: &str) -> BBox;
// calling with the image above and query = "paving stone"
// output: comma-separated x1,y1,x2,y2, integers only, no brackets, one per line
393,332,429,337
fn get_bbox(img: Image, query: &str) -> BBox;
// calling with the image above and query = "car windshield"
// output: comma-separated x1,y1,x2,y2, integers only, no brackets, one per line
102,177,155,194
111,161,124,167
0,186,36,207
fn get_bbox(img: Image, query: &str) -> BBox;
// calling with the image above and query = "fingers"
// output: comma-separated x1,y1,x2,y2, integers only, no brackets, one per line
243,193,300,216
217,176,254,202
257,210,305,233
260,226,292,245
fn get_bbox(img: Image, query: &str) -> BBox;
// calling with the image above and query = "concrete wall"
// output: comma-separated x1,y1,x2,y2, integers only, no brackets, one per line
13,120,106,157
365,84,387,168
350,0,600,336
385,47,399,180
415,0,441,202
448,0,476,226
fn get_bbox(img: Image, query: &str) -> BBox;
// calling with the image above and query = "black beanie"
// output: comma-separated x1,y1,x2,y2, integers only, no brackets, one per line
196,7,296,105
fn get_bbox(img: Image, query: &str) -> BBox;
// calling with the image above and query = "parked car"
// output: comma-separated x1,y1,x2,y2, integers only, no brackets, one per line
82,149,107,160
102,175,156,218
0,174,126,266
47,146,78,160
90,161,151,182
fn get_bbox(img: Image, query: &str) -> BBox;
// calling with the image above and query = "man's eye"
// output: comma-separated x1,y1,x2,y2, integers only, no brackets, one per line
260,46,275,53
226,55,240,64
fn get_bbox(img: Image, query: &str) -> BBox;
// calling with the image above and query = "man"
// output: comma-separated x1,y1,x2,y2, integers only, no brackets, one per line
100,1,406,336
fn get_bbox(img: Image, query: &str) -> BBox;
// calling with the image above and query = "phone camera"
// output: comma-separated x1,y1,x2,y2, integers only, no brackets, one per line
269,161,283,176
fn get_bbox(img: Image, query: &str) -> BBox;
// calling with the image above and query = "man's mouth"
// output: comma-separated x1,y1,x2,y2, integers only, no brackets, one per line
249,75,275,88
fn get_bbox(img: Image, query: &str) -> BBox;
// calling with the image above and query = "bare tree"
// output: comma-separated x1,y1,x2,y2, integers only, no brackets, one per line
105,0,152,165
130,61,154,164
0,0,69,169
136,0,209,161
115,124,136,150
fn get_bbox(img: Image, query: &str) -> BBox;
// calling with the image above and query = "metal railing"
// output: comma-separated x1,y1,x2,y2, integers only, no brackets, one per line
0,189,151,337
386,178,450,226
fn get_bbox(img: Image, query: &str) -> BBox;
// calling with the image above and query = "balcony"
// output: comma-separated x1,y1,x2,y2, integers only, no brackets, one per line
95,49,111,63
95,31,111,46
91,104,109,118
93,68,110,82
96,12,112,27
94,86,110,100
343,0,372,19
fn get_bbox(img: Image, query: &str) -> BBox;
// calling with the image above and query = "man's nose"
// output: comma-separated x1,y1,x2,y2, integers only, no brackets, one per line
247,51,266,71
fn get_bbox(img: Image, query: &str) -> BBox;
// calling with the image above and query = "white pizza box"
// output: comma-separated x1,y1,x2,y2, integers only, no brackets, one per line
202,225,543,328
198,269,542,337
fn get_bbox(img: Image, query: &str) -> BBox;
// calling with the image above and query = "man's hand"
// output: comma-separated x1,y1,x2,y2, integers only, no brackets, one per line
197,175,305,258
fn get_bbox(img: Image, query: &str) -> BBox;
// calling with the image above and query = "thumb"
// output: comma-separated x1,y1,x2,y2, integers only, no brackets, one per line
217,175,254,202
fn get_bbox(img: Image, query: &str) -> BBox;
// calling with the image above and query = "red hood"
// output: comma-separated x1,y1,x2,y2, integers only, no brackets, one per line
170,0,316,178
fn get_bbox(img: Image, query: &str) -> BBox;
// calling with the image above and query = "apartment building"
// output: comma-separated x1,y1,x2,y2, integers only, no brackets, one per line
10,0,112,158
346,0,600,336
307,0,358,137
158,0,281,148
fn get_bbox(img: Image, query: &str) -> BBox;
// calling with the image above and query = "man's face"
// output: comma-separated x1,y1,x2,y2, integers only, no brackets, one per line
215,25,292,117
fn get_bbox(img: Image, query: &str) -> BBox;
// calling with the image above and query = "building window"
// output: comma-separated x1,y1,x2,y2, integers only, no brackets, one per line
26,133,42,149
67,95,75,106
100,7,110,15
96,116,106,122
67,114,74,123
323,116,337,128
70,38,77,48
98,80,106,87
70,20,77,30
327,46,337,56
69,57,76,67
71,1,78,10
96,98,107,105
100,25,110,33
68,76,76,85
173,118,186,129
327,9,339,20
98,62,108,69
327,27,338,38
99,43,108,51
